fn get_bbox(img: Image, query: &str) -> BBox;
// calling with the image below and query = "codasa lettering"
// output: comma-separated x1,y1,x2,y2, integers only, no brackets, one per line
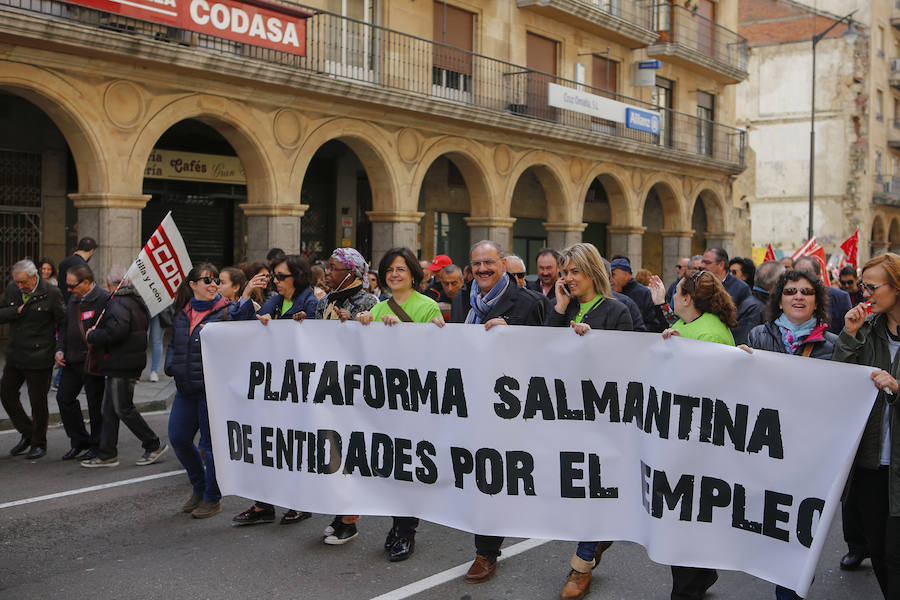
189,0,301,47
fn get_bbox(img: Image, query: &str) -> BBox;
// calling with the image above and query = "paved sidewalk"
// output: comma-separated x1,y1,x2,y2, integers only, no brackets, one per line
0,340,175,432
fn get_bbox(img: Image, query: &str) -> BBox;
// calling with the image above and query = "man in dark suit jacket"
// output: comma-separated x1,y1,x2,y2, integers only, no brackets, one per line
525,248,560,303
608,258,665,332
450,240,545,585
794,256,851,335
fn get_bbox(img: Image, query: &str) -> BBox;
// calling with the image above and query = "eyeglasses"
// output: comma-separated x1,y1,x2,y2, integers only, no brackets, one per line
272,273,292,281
194,276,221,285
509,272,526,279
385,266,409,275
471,259,499,269
860,281,889,293
66,280,83,290
782,287,815,296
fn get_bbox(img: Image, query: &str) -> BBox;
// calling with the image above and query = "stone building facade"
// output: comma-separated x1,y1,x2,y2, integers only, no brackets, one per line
1,0,747,286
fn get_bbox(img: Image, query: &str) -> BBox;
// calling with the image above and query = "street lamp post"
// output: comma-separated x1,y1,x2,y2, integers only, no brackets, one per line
809,11,858,240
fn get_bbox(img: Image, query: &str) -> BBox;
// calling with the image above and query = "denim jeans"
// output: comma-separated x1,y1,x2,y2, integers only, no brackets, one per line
576,541,599,562
148,315,163,374
168,391,220,501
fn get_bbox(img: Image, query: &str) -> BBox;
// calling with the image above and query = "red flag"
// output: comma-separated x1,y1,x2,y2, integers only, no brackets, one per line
808,243,830,287
792,236,817,261
764,244,776,262
840,230,859,269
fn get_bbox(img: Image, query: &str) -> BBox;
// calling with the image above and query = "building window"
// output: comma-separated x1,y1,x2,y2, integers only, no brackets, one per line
879,26,885,58
518,32,558,121
697,90,715,156
325,0,378,81
432,1,474,101
590,55,619,134
653,76,674,148
878,90,885,121
877,150,883,179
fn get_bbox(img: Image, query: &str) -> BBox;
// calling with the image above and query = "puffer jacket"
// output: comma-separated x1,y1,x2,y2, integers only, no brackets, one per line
0,277,65,369
258,286,319,320
747,321,836,360
165,296,255,396
833,312,900,515
85,286,149,378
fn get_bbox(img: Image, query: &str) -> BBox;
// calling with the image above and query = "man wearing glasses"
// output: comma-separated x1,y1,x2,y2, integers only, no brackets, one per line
0,259,66,458
55,264,111,461
839,266,862,306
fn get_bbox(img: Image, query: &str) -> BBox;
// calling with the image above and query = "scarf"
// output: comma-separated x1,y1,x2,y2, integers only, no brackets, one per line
190,294,221,312
322,281,363,320
775,314,817,354
466,273,510,324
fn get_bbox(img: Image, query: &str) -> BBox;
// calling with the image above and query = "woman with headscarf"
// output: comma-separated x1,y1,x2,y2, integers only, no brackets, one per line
315,248,378,321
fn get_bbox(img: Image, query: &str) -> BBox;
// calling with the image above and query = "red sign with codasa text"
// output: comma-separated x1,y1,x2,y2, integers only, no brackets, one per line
63,0,309,55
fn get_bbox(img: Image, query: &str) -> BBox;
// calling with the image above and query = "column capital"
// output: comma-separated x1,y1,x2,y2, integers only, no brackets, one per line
704,231,736,240
872,240,890,248
542,221,587,233
366,210,425,224
239,203,309,217
660,229,695,238
606,225,646,235
464,216,516,228
68,193,150,210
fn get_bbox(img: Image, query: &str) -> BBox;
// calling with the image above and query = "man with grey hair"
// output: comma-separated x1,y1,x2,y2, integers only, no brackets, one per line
666,255,702,305
0,259,66,458
504,255,528,288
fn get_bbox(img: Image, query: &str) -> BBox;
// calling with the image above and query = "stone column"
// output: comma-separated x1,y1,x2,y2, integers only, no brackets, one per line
872,240,891,256
465,216,517,254
69,193,150,284
239,203,308,261
660,230,694,286
367,210,425,267
704,231,735,256
543,222,587,251
606,226,645,270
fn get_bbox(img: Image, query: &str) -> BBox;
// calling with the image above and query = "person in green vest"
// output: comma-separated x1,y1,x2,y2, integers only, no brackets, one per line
341,247,443,561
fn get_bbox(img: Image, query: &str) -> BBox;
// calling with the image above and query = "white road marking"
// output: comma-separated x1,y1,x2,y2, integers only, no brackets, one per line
0,469,185,509
367,537,549,600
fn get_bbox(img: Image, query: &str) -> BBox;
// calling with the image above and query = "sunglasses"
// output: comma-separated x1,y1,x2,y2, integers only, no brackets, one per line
782,287,815,296
272,273,292,281
509,272,526,279
66,280,83,290
194,276,221,285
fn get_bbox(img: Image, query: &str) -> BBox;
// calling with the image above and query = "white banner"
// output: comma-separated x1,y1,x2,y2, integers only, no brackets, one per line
201,321,876,595
126,212,192,317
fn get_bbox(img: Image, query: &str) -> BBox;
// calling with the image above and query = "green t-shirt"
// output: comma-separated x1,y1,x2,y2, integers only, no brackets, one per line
281,296,294,316
574,295,603,324
370,291,442,323
673,312,735,346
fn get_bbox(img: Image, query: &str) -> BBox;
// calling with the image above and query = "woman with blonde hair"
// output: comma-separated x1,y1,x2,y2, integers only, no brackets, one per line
548,242,632,600
834,252,900,599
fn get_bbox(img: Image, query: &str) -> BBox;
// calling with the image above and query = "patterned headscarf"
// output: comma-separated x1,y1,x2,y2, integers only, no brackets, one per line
330,248,368,281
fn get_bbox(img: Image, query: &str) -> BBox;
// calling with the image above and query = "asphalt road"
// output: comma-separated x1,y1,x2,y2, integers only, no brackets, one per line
0,414,883,600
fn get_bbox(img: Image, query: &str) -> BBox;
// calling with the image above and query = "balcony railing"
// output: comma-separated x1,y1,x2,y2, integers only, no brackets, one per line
0,0,745,168
875,174,900,207
648,3,748,81
516,0,656,47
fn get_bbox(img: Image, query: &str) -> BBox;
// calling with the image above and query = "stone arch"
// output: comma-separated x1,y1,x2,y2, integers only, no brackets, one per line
128,94,276,205
577,163,634,227
411,137,494,217
504,151,572,223
291,118,399,213
637,173,686,231
688,184,728,233
0,62,106,192
873,215,887,242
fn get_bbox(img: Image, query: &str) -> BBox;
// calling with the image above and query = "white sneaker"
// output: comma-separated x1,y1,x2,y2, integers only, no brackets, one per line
150,371,159,382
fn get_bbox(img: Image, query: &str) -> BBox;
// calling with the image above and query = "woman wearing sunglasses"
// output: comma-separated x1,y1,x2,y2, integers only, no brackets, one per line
660,269,737,600
233,253,319,526
834,253,900,600
166,263,257,519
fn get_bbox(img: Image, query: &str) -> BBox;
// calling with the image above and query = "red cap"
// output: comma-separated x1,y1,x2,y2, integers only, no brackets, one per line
428,255,452,271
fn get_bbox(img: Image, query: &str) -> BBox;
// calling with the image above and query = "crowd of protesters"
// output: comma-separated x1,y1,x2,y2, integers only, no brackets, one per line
1,234,897,599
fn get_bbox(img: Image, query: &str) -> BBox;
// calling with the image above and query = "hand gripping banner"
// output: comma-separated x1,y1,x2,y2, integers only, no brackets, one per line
201,320,877,596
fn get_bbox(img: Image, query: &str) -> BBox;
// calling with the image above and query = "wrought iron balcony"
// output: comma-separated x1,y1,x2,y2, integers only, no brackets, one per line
0,0,745,170
889,119,900,150
516,0,656,49
875,174,900,206
891,58,900,91
647,3,748,84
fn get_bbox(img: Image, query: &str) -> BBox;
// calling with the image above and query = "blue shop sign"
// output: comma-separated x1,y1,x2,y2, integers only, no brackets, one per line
625,108,660,135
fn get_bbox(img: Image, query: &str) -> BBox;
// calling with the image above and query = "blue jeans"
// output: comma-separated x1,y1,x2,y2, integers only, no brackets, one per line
168,391,220,501
576,541,599,562
148,315,163,373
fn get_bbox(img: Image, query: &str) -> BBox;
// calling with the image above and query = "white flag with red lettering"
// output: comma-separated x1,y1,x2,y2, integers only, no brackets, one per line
126,212,192,317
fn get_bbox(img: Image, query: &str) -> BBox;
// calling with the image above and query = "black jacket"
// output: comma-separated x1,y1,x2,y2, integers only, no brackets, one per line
451,280,545,326
732,292,765,346
747,321,836,360
545,295,633,331
57,253,88,304
621,279,665,332
613,291,645,332
723,273,751,307
0,277,66,369
826,287,852,335
86,286,149,378
58,284,112,364
526,278,556,302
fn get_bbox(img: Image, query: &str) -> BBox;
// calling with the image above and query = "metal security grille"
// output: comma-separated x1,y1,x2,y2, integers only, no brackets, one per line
0,149,42,284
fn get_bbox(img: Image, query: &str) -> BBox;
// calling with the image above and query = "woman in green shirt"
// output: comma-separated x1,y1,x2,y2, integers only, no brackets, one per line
348,247,442,561
662,270,737,346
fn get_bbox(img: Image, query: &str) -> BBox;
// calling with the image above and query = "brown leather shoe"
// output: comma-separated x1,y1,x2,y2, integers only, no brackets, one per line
559,569,591,600
464,555,497,583
593,541,614,568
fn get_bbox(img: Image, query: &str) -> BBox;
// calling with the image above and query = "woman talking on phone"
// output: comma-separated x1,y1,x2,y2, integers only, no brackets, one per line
545,242,631,600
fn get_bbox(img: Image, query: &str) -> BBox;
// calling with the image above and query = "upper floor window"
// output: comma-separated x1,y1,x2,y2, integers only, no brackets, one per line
433,2,474,99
